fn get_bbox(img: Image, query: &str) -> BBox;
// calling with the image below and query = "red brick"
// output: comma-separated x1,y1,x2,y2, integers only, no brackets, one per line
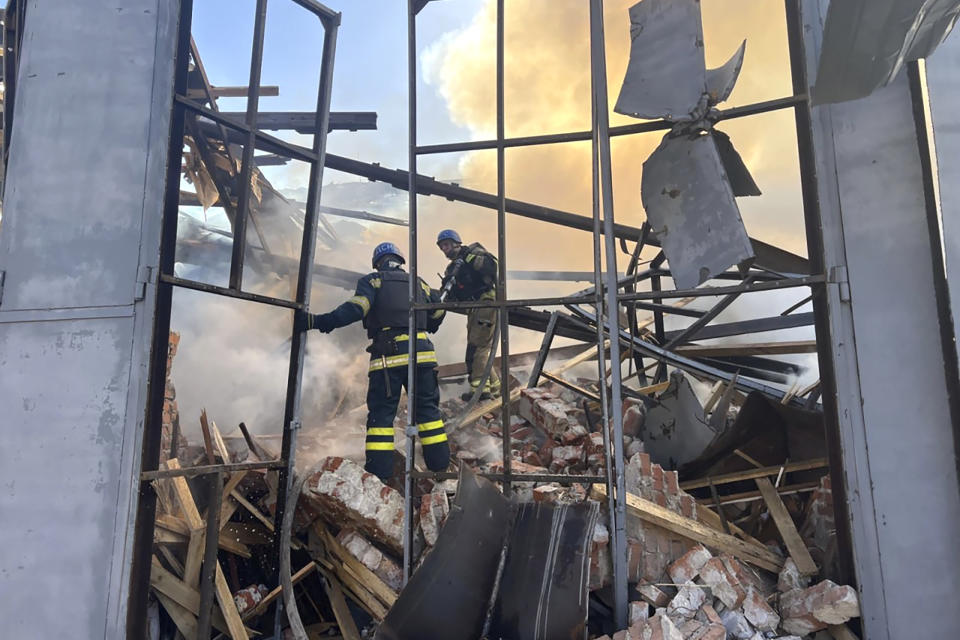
664,470,679,495
652,465,664,491
668,544,712,584
699,556,745,609
679,494,695,518
780,580,860,636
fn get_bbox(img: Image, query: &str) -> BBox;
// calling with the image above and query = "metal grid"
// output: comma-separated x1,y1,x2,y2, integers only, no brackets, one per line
126,1,341,637
401,0,843,628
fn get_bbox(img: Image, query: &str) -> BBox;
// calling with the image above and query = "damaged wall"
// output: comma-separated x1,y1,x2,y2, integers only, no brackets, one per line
0,0,179,637
802,0,960,638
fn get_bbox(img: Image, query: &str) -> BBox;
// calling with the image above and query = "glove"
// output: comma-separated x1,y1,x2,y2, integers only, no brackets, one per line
313,312,336,334
293,309,311,333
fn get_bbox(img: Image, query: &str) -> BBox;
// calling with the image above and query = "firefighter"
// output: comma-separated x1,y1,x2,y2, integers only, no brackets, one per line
436,229,501,401
297,242,449,482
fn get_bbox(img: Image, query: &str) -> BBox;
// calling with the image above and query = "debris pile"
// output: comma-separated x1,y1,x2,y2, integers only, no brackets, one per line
147,337,857,640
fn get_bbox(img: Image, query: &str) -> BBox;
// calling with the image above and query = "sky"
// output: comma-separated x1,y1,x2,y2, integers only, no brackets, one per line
172,1,818,438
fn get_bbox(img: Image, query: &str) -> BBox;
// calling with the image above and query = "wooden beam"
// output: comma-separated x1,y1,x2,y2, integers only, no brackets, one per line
241,562,318,621
199,410,218,464
155,515,253,558
218,471,249,529
680,458,829,490
338,563,389,619
322,571,362,640
696,481,820,506
316,523,397,607
165,459,206,587
154,591,198,639
165,460,249,639
695,502,765,548
151,557,236,637
755,477,819,575
591,484,783,572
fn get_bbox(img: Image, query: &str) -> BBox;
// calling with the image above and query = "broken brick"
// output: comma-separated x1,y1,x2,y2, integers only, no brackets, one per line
668,544,712,584
302,457,405,555
666,582,706,619
780,580,860,636
699,556,746,609
741,586,780,632
337,529,403,592
636,583,670,608
419,484,449,547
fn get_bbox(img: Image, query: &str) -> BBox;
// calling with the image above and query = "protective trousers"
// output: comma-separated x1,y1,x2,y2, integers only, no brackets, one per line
364,361,449,482
465,300,501,396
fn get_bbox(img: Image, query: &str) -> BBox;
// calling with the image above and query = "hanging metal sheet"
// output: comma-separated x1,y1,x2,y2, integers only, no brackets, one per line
375,466,510,640
487,502,600,640
614,0,707,121
641,132,755,289
813,0,960,104
706,40,747,105
712,130,761,197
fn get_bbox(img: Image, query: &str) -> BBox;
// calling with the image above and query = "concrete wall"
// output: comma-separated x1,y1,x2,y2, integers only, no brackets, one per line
0,1,179,637
802,1,960,638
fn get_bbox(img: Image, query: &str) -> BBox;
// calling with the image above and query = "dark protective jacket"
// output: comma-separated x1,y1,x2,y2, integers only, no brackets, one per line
443,242,498,301
322,264,446,339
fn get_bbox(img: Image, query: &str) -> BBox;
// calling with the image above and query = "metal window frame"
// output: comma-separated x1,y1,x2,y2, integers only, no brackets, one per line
125,1,341,636
403,0,843,628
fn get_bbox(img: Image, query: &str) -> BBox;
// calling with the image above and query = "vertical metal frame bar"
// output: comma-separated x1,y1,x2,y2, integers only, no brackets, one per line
908,60,960,485
496,0,512,497
229,0,270,290
196,471,224,639
271,2,340,609
784,0,854,585
589,0,629,628
403,0,418,584
126,0,194,635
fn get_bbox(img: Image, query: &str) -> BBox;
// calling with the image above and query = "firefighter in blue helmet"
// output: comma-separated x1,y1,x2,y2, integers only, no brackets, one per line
296,242,449,481
436,229,501,401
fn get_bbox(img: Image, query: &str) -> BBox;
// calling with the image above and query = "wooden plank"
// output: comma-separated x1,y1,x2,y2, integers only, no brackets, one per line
696,481,821,506
755,477,819,575
828,624,861,640
150,557,242,637
241,562,318,621
223,521,272,546
218,471,249,529
199,410,218,464
158,545,185,577
322,571,362,640
317,523,397,606
152,556,200,612
166,459,249,639
209,419,232,462
165,459,206,587
695,502,765,548
338,563,389,619
591,484,783,572
155,591,198,639
680,458,829,490
155,518,253,559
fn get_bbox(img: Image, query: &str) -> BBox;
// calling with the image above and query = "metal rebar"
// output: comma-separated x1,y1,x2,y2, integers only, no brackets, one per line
589,0,629,627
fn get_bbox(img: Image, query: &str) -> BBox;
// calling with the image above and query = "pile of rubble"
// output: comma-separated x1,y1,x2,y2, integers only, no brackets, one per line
148,335,860,640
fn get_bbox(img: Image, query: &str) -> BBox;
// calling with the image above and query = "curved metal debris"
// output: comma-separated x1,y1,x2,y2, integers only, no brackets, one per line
706,40,747,105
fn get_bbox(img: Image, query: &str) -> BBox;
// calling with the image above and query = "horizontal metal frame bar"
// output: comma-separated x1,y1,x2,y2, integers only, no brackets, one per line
409,471,607,484
175,95,318,163
160,273,304,310
663,311,815,342
617,274,825,302
140,459,285,481
411,274,825,312
415,95,805,155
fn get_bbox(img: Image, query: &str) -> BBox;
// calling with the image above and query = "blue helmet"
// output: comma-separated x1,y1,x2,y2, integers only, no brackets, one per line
436,229,462,245
372,242,405,268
